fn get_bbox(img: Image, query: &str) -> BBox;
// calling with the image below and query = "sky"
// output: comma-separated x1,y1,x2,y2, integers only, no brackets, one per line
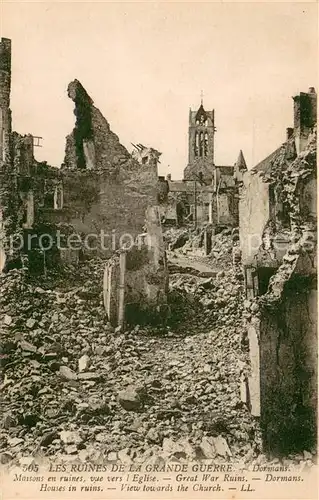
1,1,318,177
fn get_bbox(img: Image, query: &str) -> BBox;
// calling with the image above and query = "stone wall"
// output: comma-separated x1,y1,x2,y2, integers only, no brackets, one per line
63,79,129,172
60,79,168,323
239,87,317,454
260,276,317,455
159,182,239,229
58,80,159,249
216,191,238,227
239,172,270,265
0,38,65,272
53,163,159,255
1,49,168,315
0,37,11,164
240,102,317,455
102,215,168,327
0,37,13,271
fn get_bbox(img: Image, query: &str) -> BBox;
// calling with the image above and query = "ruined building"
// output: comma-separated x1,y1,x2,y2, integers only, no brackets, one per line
0,38,62,272
0,38,168,326
159,100,246,228
239,88,317,454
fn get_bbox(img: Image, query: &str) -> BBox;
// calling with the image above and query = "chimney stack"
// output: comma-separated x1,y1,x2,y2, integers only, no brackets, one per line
293,88,317,154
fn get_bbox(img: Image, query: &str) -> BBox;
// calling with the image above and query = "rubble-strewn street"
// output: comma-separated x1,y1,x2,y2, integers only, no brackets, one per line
0,255,251,461
0,237,316,470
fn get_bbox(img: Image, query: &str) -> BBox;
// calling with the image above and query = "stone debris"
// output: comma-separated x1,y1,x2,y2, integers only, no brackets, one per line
20,341,37,353
164,228,190,250
7,437,24,448
59,430,82,445
78,372,100,381
199,436,216,458
108,451,118,461
59,366,78,381
0,256,314,468
26,318,36,329
39,431,58,448
78,354,90,373
118,387,142,411
212,435,233,457
167,226,235,270
3,314,13,326
65,445,78,455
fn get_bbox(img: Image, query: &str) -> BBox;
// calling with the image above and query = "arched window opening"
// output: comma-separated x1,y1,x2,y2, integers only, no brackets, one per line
204,132,208,156
199,132,204,157
194,132,199,157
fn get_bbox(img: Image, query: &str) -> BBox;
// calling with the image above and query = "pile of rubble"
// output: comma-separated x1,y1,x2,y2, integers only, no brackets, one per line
207,228,239,269
0,261,107,458
0,258,260,466
165,225,237,271
177,233,203,256
169,267,244,330
1,257,313,469
163,227,190,250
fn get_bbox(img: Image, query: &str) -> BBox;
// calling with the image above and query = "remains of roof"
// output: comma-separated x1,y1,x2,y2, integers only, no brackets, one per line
251,146,283,176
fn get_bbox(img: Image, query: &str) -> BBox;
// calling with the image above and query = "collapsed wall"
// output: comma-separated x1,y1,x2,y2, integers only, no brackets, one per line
0,39,38,271
0,38,65,273
0,37,13,271
1,40,168,326
58,80,160,243
60,79,168,325
0,38,11,163
257,127,317,454
64,79,129,172
240,107,317,456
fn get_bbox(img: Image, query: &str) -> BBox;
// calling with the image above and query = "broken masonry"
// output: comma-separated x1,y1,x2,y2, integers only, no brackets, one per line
0,38,168,325
239,87,317,455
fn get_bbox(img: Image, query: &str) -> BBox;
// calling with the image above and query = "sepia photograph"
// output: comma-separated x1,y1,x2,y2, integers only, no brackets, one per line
0,1,318,498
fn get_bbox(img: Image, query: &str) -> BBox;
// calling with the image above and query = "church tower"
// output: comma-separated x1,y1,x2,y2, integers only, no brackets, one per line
183,97,216,185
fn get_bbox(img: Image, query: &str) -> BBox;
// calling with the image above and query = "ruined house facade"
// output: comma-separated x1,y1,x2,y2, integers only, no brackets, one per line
159,101,246,228
239,88,317,454
0,38,167,326
0,38,62,271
